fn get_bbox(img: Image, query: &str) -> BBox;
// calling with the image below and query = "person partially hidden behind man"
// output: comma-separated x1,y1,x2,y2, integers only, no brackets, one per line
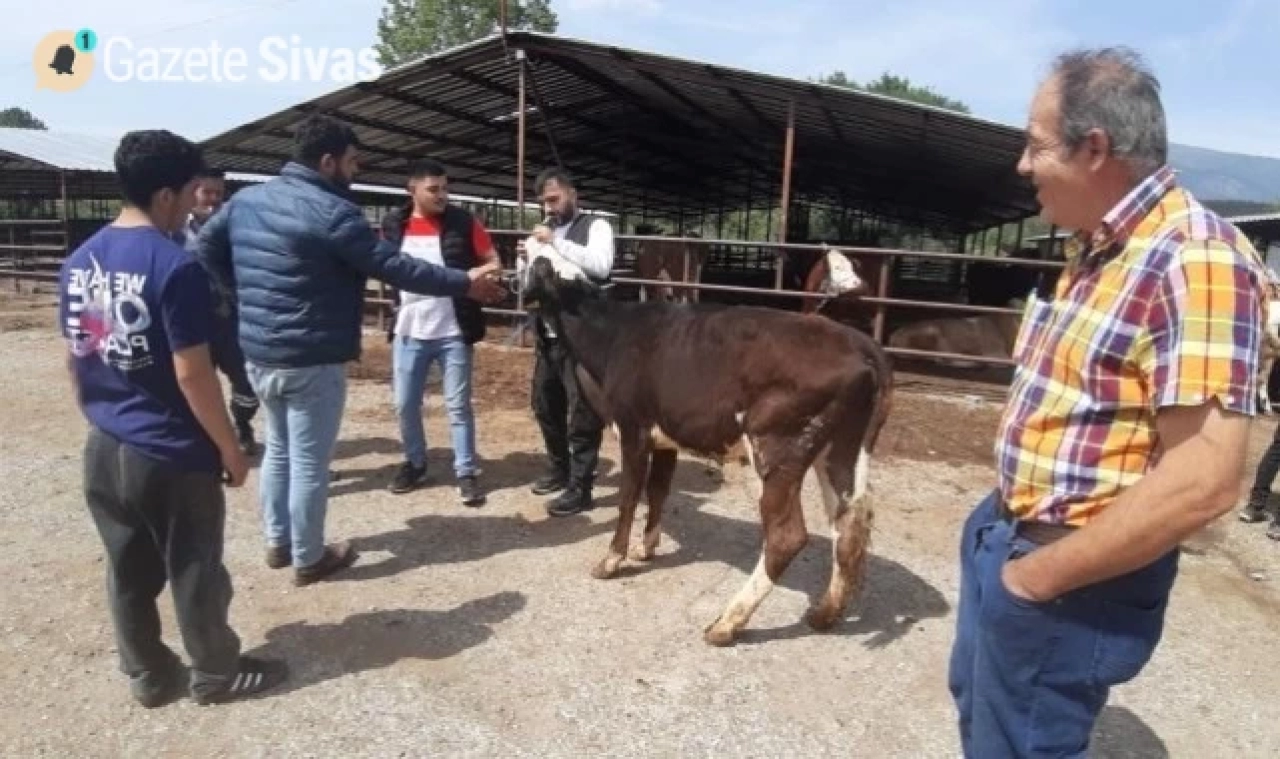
172,167,260,456
948,47,1271,757
196,115,505,585
59,130,287,707
380,159,500,506
521,168,616,516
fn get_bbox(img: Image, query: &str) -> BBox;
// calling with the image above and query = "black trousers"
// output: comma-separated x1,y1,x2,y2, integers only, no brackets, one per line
531,334,604,489
210,315,258,431
83,427,241,693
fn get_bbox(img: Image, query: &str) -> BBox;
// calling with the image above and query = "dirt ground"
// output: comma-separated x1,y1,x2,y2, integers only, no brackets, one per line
2,287,1280,757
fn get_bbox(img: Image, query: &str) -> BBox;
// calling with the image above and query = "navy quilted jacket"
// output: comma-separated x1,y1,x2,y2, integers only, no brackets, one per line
195,162,471,368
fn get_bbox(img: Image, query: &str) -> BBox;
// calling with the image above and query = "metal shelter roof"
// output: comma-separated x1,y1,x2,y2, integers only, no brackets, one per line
0,128,117,173
1230,212,1280,241
199,32,1038,233
0,128,122,198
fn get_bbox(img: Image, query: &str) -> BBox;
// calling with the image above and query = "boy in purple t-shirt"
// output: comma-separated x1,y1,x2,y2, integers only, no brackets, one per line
58,131,286,707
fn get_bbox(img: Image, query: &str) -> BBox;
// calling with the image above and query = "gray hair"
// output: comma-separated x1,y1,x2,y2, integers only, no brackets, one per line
1050,47,1167,180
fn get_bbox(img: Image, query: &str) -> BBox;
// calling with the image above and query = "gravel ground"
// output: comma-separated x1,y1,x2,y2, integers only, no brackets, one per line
2,291,1279,757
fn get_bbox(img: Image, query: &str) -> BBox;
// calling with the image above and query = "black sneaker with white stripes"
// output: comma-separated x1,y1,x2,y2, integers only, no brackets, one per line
193,656,288,706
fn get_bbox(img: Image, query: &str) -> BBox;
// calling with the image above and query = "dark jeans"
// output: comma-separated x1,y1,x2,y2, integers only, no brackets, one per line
531,335,604,489
948,491,1178,758
1249,421,1280,505
83,427,241,696
210,317,258,431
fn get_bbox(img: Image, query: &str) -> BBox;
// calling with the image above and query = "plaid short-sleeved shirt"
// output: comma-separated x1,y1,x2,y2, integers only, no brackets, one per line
995,166,1271,526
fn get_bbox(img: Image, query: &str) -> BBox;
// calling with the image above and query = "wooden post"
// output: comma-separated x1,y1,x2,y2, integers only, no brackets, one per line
775,100,796,290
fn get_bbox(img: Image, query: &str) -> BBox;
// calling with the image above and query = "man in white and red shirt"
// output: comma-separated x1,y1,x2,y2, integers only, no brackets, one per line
381,160,499,506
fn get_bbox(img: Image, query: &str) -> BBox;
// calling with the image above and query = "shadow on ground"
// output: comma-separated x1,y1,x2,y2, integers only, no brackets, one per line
1092,705,1169,758
325,437,728,501
250,591,527,697
646,494,950,648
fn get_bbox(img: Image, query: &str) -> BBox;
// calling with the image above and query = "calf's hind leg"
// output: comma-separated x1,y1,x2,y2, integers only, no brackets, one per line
631,448,677,562
809,446,873,631
703,473,806,646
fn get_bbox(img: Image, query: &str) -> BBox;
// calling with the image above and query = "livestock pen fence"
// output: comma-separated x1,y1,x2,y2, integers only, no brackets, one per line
363,229,1067,370
0,217,1062,370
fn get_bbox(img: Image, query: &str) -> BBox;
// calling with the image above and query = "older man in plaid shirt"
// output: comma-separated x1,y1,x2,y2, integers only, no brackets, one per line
948,47,1271,757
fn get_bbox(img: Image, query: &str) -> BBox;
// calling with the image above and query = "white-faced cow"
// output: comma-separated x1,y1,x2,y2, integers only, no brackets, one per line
517,243,894,646
798,247,882,334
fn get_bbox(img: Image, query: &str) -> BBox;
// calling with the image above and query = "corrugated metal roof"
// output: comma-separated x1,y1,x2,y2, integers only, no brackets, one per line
200,32,1038,232
0,128,117,172
1227,212,1280,225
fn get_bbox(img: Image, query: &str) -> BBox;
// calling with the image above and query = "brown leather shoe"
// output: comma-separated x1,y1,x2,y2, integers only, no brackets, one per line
293,542,358,586
265,544,291,570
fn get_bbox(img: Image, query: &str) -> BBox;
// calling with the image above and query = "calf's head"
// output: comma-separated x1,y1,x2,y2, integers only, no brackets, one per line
821,248,866,297
518,241,602,314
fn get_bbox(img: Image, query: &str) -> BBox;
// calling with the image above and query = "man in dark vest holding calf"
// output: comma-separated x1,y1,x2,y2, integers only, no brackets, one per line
381,159,498,506
523,168,616,516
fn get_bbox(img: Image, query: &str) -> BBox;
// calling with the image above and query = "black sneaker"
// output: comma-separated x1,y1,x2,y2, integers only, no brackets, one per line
129,656,184,709
531,470,568,495
237,425,259,457
389,462,429,494
458,475,486,507
547,486,593,517
1240,500,1271,523
1268,518,1280,541
192,656,288,706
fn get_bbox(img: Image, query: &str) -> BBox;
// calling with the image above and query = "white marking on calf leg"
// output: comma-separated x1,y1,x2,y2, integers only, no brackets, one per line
704,552,775,646
853,445,870,504
808,446,873,632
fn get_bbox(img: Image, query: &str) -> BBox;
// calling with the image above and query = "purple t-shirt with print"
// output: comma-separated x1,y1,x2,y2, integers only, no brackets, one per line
58,225,220,473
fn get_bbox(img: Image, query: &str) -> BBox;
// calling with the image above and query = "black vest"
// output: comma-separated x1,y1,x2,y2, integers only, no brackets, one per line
383,205,487,345
559,213,602,279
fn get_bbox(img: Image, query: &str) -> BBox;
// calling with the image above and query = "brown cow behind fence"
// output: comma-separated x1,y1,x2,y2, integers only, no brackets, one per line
633,225,708,304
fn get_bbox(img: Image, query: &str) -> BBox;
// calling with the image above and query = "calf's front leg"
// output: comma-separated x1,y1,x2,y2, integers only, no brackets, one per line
591,427,651,580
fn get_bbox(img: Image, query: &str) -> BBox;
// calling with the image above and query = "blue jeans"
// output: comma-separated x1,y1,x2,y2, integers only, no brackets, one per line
245,362,347,568
392,335,478,478
947,491,1178,758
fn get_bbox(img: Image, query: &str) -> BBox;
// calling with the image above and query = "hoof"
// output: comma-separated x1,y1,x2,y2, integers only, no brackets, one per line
806,606,841,632
591,558,620,580
702,623,737,647
629,544,655,562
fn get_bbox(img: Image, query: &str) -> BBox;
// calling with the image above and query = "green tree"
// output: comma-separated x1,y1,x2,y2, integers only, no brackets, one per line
815,71,970,114
0,107,47,129
374,0,558,67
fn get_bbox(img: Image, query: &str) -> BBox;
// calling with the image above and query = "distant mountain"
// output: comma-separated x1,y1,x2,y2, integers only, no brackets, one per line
1170,143,1280,208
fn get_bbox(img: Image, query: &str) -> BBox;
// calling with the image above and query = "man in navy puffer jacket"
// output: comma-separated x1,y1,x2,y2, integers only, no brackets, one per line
196,115,504,585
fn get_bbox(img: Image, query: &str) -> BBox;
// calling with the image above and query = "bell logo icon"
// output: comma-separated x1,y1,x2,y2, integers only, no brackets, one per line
33,29,96,92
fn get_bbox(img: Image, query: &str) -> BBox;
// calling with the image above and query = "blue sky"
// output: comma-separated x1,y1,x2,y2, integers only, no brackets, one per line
3,0,1277,158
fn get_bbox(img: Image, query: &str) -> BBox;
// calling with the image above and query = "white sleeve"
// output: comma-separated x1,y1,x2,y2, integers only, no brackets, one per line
552,219,615,281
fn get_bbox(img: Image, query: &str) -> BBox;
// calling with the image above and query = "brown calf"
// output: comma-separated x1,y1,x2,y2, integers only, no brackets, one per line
633,226,709,304
519,250,894,646
799,248,882,334
885,303,1024,369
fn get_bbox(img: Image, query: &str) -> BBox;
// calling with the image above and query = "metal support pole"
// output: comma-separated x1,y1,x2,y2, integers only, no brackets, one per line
1013,219,1024,252
515,48,528,347
59,169,69,256
775,100,796,290
872,256,891,344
